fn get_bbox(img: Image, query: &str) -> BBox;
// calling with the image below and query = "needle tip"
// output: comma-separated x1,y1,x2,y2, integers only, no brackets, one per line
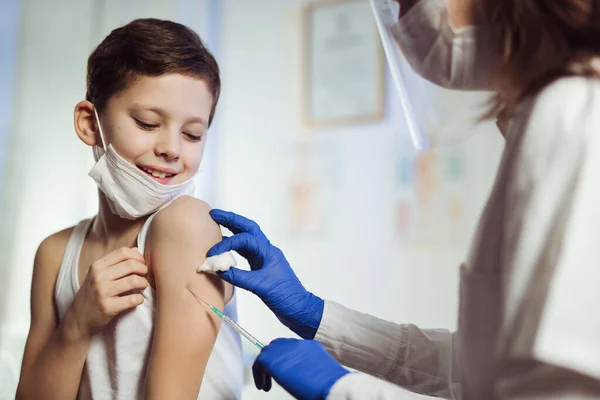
187,288,211,307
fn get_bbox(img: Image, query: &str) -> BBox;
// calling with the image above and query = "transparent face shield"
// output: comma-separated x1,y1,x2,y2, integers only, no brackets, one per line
370,0,494,150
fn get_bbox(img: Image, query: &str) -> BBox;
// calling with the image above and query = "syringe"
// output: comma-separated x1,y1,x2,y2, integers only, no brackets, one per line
187,288,264,349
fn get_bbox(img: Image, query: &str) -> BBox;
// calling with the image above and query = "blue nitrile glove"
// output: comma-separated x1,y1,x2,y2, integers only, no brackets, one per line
252,338,350,399
208,209,324,339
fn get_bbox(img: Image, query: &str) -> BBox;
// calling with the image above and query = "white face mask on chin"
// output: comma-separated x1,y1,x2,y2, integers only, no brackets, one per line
88,108,196,220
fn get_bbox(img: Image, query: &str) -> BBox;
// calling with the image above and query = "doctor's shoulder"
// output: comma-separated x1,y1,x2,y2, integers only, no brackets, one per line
518,75,600,149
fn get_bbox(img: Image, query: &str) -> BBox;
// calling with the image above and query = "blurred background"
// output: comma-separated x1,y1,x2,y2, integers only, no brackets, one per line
0,0,504,398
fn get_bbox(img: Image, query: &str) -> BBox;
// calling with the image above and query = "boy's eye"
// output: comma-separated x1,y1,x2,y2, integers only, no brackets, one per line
134,118,159,130
184,132,203,142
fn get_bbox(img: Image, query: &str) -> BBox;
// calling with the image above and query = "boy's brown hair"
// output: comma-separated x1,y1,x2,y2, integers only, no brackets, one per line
86,18,220,124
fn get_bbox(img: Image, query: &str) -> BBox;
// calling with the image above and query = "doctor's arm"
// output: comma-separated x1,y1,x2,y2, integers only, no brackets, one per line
203,210,461,399
316,300,460,398
144,196,224,399
253,338,457,400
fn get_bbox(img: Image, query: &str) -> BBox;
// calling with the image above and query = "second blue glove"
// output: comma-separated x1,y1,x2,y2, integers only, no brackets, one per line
253,338,350,400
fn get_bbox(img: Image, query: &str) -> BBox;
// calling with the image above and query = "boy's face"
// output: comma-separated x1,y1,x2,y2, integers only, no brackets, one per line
97,73,212,185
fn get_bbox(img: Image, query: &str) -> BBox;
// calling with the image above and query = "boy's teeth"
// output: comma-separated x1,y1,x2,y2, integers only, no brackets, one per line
143,167,171,179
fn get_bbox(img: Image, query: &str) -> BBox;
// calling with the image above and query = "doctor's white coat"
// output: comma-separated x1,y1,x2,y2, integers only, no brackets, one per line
317,53,600,400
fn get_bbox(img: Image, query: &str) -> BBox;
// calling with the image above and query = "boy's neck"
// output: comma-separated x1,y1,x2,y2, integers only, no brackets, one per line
90,192,148,247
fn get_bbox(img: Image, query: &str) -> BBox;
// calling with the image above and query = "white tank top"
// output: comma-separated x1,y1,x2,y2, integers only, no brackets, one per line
54,216,244,399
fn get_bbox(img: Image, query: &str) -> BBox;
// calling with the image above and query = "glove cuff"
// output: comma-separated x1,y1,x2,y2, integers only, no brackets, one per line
298,292,324,340
321,367,351,399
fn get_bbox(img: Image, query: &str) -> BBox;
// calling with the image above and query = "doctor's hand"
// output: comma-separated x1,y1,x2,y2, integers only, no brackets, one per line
253,338,350,400
205,209,324,339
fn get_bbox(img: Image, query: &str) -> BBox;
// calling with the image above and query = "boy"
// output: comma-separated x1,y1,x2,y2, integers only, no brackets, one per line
17,18,242,399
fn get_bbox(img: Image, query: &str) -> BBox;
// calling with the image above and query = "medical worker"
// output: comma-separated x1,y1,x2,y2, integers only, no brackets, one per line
201,0,600,398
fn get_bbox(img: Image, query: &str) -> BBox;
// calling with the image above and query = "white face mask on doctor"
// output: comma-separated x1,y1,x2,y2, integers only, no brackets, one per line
370,0,501,149
89,108,196,220
390,0,500,90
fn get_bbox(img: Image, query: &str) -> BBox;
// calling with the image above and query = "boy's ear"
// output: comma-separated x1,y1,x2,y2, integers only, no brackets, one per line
74,100,100,147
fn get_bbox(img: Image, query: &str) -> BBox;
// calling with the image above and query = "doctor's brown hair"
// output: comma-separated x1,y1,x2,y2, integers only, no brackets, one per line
86,18,220,125
482,0,600,117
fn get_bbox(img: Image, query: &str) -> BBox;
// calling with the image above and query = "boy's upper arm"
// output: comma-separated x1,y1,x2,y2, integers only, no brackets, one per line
20,229,71,376
145,196,225,399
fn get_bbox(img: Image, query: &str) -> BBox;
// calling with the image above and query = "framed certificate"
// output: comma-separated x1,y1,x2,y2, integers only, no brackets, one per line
302,0,385,128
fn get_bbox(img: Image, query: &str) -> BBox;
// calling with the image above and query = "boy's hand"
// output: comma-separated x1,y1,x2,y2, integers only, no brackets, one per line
68,247,149,340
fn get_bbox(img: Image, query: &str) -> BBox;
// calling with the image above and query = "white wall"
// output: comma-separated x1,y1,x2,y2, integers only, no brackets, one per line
215,1,503,398
0,0,20,195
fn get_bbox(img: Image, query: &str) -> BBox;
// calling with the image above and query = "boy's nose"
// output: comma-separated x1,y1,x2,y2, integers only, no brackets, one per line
155,131,181,161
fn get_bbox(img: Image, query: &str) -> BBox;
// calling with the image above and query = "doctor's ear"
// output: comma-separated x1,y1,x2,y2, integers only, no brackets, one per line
74,100,100,147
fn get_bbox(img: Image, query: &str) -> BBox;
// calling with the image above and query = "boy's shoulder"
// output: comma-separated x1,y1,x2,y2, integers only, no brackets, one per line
34,225,77,277
148,195,218,245
153,195,212,230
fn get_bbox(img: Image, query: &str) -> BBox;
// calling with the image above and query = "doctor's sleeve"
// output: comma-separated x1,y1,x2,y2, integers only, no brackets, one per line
496,78,600,398
328,372,446,400
315,300,461,399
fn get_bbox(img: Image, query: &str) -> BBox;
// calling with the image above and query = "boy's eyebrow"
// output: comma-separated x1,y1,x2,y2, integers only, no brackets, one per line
188,117,209,128
131,103,208,128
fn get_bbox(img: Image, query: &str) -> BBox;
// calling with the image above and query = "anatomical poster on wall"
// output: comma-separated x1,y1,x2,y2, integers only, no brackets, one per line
284,139,341,241
393,145,468,249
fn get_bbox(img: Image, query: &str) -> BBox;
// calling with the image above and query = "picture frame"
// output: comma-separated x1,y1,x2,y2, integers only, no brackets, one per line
302,0,385,128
